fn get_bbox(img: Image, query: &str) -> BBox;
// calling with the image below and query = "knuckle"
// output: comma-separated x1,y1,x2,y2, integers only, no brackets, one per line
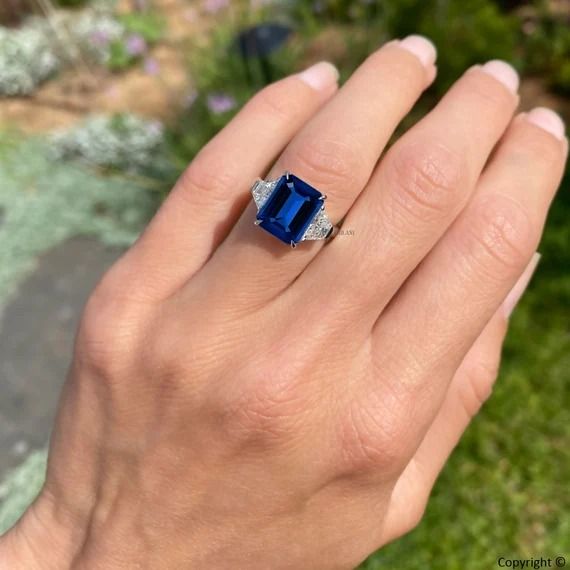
218,369,308,449
284,137,362,190
337,400,410,474
458,360,499,418
249,81,303,121
406,505,427,533
403,498,429,534
385,140,464,221
177,152,236,205
77,276,145,377
467,195,536,273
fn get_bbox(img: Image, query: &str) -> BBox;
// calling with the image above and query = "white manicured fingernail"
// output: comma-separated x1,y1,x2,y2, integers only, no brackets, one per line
481,60,519,93
298,61,339,91
503,253,541,319
526,107,566,140
399,35,437,68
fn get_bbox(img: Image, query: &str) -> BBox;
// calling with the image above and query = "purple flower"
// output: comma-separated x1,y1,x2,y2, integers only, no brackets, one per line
206,93,237,114
125,34,147,56
143,57,160,75
203,0,229,14
91,29,110,47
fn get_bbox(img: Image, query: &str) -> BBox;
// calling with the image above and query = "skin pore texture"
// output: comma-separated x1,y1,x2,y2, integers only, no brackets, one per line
0,36,566,569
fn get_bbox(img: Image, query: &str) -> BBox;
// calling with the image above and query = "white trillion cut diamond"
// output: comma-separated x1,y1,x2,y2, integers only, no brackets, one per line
251,178,278,209
301,209,333,241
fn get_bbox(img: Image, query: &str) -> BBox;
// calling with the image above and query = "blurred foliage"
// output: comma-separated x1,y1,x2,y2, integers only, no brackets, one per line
0,17,60,95
0,133,156,304
288,0,519,91
50,113,167,173
55,0,91,7
0,6,165,93
166,0,522,173
385,0,519,91
523,2,570,94
119,10,164,43
166,19,300,174
0,451,46,534
106,11,164,71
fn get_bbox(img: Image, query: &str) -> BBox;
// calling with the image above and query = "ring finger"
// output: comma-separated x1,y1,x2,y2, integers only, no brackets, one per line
192,36,437,308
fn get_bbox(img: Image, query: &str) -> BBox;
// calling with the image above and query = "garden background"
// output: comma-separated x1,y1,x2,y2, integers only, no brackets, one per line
0,0,569,568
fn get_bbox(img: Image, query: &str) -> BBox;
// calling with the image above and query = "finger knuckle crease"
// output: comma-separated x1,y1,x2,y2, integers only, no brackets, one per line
285,138,361,189
387,142,463,219
339,403,407,473
178,156,236,205
220,382,304,446
252,83,302,121
469,196,535,271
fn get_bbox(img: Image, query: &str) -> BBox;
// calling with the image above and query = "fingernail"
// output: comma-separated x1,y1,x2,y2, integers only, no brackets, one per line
502,253,541,319
399,35,437,68
298,61,339,91
526,107,566,140
481,60,519,94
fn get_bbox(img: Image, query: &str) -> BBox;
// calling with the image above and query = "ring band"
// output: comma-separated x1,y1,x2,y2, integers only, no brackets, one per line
251,172,335,248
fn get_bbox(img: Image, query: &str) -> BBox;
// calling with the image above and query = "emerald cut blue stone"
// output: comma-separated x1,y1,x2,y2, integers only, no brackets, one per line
257,174,323,244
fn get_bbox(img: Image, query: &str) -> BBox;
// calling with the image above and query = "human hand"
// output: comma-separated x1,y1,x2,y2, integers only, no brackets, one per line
1,36,566,569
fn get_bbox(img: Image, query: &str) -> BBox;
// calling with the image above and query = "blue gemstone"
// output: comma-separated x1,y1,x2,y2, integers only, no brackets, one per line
257,174,323,244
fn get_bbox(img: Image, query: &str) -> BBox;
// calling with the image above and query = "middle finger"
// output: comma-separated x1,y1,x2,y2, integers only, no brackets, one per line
295,60,520,334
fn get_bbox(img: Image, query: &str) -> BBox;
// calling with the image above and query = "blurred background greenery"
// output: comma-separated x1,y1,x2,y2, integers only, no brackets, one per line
0,0,568,568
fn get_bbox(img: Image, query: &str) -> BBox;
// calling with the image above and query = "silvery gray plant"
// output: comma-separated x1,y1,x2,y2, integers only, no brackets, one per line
0,24,60,96
50,113,165,172
0,4,124,96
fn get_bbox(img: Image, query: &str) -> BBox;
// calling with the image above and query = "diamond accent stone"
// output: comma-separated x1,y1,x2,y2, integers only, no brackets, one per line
301,208,333,241
251,178,278,209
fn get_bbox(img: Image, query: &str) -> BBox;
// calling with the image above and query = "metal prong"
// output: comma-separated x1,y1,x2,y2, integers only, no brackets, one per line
285,171,291,180
290,240,297,249
254,219,262,226
319,194,327,201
